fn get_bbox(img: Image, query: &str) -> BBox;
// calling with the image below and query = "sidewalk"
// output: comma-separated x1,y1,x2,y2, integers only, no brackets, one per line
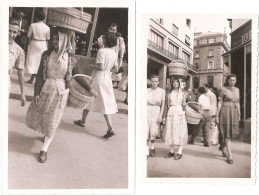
9,70,128,114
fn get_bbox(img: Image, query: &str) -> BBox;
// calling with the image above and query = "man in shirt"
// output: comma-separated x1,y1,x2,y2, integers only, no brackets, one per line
188,87,211,146
14,10,29,53
9,17,26,106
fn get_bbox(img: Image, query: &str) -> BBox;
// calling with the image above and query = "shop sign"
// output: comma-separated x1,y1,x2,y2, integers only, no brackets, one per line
231,22,252,49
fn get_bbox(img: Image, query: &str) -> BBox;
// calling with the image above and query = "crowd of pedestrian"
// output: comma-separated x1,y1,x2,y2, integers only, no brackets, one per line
147,74,240,164
9,9,127,163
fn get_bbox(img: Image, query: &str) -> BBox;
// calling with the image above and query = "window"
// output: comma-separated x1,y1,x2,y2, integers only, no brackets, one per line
208,49,213,57
208,38,215,44
182,51,191,64
168,42,179,59
195,63,199,70
149,29,164,49
186,18,191,28
208,60,214,69
172,24,179,37
208,75,214,87
193,77,199,89
185,35,191,46
196,39,200,45
195,51,199,58
154,18,163,25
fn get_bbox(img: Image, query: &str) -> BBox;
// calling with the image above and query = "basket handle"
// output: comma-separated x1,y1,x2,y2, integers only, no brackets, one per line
73,74,92,79
187,102,200,106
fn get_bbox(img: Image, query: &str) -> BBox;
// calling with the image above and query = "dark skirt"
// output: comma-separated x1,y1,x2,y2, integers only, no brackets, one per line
219,102,239,139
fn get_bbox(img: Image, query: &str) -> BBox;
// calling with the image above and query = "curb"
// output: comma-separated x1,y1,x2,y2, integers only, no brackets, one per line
9,93,128,115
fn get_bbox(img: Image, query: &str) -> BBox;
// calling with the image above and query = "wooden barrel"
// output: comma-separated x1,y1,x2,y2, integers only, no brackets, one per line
168,60,188,79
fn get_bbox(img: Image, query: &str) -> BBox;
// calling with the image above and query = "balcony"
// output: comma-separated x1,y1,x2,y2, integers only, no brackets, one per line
196,68,224,74
148,39,195,71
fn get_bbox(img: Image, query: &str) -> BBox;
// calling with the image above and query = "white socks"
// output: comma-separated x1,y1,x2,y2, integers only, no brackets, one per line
41,135,54,152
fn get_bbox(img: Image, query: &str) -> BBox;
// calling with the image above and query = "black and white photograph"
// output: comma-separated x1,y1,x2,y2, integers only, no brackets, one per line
144,15,254,178
1,0,135,193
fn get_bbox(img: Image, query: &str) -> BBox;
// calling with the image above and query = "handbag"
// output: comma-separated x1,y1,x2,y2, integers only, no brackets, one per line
209,122,219,145
26,101,42,131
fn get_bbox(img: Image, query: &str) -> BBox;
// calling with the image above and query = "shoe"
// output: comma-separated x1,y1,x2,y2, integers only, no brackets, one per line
42,136,45,143
222,150,227,157
113,86,118,89
219,146,223,150
104,129,115,138
227,158,233,164
165,152,174,158
203,144,209,147
188,140,194,145
150,149,155,157
26,79,33,84
174,153,182,160
39,150,47,163
74,120,85,127
123,99,128,105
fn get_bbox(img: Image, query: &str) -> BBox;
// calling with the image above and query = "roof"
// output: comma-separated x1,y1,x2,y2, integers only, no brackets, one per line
194,32,222,39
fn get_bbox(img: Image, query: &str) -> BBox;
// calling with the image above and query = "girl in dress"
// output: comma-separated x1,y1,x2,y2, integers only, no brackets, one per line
216,74,240,164
163,78,188,160
147,74,165,157
26,29,77,163
74,32,118,138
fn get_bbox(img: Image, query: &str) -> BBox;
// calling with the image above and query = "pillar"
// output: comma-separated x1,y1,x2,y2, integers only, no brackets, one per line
244,45,247,120
87,8,99,57
159,64,167,89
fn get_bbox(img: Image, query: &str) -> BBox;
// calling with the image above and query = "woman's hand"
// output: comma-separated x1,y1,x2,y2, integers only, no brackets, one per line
34,96,40,105
20,94,26,106
216,115,219,124
162,117,166,125
66,81,70,89
157,116,162,123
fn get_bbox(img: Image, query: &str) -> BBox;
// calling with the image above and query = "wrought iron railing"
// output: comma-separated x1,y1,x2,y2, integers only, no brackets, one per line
148,39,194,70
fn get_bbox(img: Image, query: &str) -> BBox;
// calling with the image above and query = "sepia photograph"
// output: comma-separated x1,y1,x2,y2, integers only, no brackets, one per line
145,15,253,178
1,0,135,193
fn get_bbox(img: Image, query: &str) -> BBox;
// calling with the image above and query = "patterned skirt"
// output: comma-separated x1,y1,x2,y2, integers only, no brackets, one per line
147,105,161,140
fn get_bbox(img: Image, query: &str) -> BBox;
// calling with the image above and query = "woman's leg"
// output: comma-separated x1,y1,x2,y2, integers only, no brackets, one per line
41,134,54,152
81,109,90,122
225,138,232,159
170,145,175,153
104,114,112,130
178,145,183,154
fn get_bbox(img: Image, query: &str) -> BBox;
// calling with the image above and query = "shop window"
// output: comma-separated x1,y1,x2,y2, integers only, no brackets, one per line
208,60,214,69
172,24,179,37
207,75,214,87
193,77,199,89
168,42,179,59
185,35,191,46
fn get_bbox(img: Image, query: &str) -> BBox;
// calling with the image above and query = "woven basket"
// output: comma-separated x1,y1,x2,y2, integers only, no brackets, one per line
47,8,92,33
68,74,95,109
185,102,202,124
168,60,188,78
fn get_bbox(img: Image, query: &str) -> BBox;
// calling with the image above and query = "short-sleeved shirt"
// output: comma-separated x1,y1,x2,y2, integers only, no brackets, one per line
9,42,25,74
198,94,210,110
218,86,240,104
206,89,217,116
27,22,50,41
147,87,165,106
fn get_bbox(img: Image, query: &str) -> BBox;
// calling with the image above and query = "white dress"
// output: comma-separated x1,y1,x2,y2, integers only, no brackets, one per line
26,21,50,74
147,87,165,140
85,48,118,114
164,90,188,146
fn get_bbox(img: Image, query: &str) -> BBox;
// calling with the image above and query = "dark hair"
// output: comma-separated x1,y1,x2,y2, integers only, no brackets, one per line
35,10,45,21
171,78,180,90
224,74,237,86
109,23,118,29
150,74,159,79
198,87,206,94
104,32,117,48
48,29,59,51
9,17,19,26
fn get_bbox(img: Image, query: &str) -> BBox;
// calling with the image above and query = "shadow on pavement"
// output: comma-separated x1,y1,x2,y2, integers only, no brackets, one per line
8,112,26,124
8,131,39,161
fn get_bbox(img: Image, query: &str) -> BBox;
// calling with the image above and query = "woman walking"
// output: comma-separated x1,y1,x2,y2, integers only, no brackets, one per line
26,29,77,163
74,32,118,138
26,10,50,84
147,74,165,157
216,74,240,164
163,78,188,160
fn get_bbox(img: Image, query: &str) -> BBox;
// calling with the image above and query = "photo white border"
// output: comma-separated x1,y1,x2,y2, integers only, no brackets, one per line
135,0,258,190
0,0,136,194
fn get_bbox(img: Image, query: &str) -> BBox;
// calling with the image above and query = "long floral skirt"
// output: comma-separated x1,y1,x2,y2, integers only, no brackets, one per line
164,105,188,146
26,91,68,137
147,105,161,140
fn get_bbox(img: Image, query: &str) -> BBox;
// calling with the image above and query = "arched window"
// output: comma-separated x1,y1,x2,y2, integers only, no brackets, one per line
193,77,199,89
208,60,214,69
195,63,199,70
207,75,214,87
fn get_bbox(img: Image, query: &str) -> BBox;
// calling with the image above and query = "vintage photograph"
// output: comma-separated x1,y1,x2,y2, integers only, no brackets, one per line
7,6,130,189
146,15,252,178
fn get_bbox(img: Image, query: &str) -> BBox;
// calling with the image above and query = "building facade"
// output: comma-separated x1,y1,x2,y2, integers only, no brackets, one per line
147,18,196,89
193,32,230,91
222,19,251,122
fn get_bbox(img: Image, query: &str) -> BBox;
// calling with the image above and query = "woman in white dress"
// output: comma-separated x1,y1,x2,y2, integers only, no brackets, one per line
74,32,118,138
163,78,188,160
147,74,165,157
26,10,50,84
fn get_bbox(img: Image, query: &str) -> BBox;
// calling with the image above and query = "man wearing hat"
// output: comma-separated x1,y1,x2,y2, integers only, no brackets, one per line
9,17,26,106
14,10,29,53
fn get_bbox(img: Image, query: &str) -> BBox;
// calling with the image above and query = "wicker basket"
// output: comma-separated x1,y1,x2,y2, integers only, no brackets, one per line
47,8,92,33
185,102,202,124
68,74,95,109
168,60,188,78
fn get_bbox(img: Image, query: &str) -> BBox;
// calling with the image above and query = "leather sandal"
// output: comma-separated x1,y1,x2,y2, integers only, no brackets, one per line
174,153,182,160
165,152,174,158
39,150,47,163
74,120,85,127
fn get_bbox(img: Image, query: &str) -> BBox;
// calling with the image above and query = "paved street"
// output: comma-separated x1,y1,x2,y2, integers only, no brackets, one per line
147,138,251,178
8,99,128,189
